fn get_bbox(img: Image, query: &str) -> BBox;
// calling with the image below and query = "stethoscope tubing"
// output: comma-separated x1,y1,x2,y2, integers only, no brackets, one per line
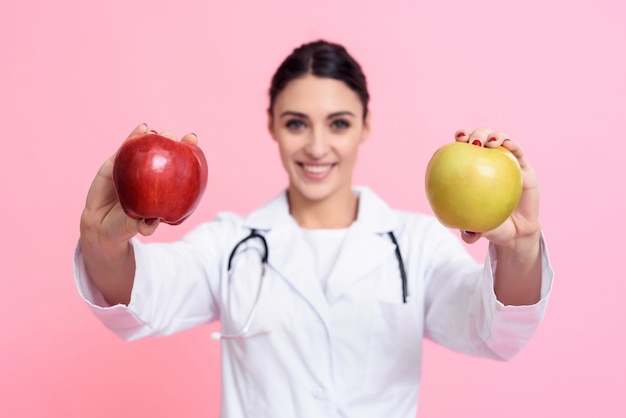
214,228,408,341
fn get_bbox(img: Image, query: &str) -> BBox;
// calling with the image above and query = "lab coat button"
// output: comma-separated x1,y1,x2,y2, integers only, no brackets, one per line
312,387,327,398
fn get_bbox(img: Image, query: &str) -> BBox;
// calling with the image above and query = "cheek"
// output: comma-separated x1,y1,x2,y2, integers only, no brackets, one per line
340,136,363,162
278,130,308,156
275,138,297,169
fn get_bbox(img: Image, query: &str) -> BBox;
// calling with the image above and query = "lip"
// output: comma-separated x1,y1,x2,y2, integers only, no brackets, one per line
297,162,336,181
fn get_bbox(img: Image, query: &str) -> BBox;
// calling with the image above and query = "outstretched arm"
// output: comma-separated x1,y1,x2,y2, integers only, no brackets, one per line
79,123,199,305
455,127,542,306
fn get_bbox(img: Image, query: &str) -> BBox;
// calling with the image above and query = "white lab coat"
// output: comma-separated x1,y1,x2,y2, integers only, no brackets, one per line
74,187,553,418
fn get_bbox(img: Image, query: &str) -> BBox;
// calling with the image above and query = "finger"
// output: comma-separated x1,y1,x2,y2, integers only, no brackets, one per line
484,131,509,148
119,214,158,238
137,218,160,236
126,123,149,140
83,157,119,212
455,129,469,143
101,150,117,172
181,132,199,145
467,127,493,148
159,130,178,141
501,138,532,171
460,230,482,244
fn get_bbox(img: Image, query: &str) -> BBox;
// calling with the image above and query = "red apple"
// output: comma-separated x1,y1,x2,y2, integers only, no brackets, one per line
424,142,523,232
112,133,208,225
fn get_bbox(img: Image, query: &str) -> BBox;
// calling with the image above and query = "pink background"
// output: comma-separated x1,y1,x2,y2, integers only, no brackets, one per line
1,0,624,417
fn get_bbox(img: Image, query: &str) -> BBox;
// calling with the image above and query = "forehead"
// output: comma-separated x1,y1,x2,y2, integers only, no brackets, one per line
273,75,363,116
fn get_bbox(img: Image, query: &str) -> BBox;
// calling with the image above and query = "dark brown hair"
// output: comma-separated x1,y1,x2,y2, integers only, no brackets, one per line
269,40,369,119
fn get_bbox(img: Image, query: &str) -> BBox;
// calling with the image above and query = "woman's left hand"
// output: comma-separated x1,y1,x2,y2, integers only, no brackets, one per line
454,127,542,250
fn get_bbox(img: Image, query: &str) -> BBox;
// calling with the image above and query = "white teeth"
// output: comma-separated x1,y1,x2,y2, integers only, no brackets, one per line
303,165,331,174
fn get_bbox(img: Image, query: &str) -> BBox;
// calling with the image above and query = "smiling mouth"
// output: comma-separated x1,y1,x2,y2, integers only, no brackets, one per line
301,164,333,174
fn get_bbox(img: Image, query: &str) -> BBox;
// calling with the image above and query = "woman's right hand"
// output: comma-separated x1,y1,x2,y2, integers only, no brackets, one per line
80,124,160,251
80,123,202,246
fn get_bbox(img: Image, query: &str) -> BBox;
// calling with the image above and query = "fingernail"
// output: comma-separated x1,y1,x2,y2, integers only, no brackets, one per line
456,132,466,138
488,137,497,142
472,139,482,146
149,130,158,134
144,218,159,226
463,231,476,237
190,133,198,138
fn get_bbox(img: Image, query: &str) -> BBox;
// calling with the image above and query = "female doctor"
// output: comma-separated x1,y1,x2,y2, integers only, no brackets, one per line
75,40,553,417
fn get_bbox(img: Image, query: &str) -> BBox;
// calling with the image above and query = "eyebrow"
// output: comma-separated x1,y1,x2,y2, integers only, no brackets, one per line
279,111,356,119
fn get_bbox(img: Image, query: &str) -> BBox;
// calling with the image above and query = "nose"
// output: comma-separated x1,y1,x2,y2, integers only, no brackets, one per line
304,128,330,159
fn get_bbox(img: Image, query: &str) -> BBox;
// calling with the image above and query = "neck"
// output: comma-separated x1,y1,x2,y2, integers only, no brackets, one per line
288,187,358,229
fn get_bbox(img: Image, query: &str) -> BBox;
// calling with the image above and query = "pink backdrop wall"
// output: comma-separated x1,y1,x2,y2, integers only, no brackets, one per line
1,0,624,417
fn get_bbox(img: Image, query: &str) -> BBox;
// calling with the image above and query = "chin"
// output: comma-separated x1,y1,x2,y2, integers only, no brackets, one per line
295,188,332,203
291,177,354,204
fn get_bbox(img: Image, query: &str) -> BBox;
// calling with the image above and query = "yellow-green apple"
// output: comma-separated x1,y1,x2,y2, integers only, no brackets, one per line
113,133,208,225
424,142,522,232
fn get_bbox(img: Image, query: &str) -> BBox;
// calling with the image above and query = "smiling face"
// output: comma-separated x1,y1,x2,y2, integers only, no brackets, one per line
268,74,370,209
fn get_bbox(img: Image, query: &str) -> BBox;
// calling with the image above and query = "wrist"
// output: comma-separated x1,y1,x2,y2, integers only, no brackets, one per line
80,213,132,263
494,227,542,259
80,234,132,265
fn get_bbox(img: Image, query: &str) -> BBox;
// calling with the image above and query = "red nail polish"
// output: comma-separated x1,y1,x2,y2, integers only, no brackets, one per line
472,139,482,146
149,130,158,134
463,231,476,237
456,132,466,138
488,137,497,142
144,218,158,226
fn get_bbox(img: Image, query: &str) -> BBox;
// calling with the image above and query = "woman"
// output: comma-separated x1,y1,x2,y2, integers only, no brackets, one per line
75,40,553,417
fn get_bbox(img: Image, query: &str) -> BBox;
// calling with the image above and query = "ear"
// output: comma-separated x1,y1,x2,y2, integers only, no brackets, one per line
360,110,372,144
267,108,277,142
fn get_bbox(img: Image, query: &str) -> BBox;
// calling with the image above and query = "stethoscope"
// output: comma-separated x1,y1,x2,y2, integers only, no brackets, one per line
211,229,408,341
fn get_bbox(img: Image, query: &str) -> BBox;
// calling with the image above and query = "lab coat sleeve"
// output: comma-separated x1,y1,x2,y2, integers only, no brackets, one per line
73,212,241,341
422,220,553,361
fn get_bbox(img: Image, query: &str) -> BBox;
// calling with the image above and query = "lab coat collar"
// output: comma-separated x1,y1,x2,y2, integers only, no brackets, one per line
242,187,400,310
242,186,399,233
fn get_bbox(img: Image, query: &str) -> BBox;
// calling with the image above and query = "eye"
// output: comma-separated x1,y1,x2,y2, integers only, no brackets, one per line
285,119,306,130
331,119,351,130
